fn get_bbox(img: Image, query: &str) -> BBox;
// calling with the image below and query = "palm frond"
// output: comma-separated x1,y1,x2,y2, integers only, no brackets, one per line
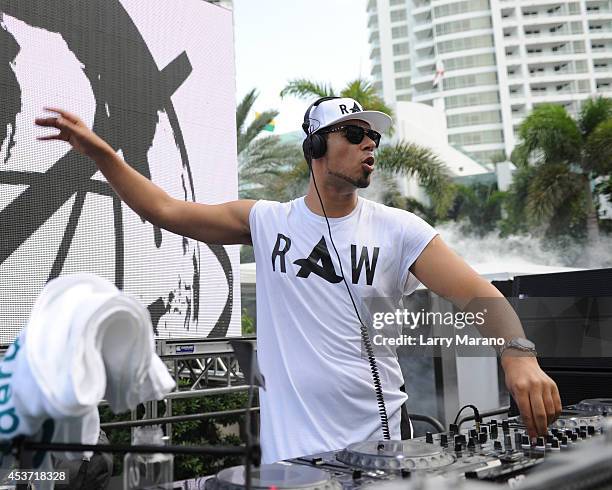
579,96,612,137
517,103,582,165
280,79,335,100
238,109,279,155
526,163,585,225
236,89,258,138
584,119,612,175
340,79,394,117
376,142,455,216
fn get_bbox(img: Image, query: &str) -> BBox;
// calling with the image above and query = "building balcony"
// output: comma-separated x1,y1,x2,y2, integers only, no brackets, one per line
412,4,431,16
524,28,583,39
520,11,580,21
414,23,433,34
589,28,612,37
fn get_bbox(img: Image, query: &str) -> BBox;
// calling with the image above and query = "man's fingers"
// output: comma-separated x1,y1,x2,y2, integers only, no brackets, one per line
34,117,59,127
543,389,556,426
514,391,537,439
529,390,548,436
43,107,80,124
36,134,63,141
551,383,563,418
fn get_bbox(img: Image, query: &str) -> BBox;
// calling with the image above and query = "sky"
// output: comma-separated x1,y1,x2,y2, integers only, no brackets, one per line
233,0,369,135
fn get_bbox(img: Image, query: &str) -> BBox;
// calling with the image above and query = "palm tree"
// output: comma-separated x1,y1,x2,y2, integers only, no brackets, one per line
280,78,455,217
449,182,504,236
236,89,307,201
281,78,394,120
236,88,278,155
512,96,612,243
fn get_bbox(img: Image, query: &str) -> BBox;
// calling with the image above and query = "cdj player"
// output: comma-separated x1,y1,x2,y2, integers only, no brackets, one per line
203,398,612,489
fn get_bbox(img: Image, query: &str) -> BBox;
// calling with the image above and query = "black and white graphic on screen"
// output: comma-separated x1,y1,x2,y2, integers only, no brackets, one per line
0,0,238,342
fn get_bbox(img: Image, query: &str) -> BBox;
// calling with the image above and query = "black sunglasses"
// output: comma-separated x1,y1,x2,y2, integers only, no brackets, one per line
320,125,382,148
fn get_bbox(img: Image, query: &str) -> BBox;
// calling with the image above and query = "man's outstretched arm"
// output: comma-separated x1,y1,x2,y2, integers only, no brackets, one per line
35,108,254,245
410,235,562,440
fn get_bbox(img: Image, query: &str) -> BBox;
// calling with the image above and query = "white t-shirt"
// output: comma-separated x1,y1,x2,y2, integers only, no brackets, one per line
249,196,438,463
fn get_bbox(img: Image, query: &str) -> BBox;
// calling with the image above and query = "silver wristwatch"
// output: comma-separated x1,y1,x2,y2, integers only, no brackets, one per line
499,337,537,357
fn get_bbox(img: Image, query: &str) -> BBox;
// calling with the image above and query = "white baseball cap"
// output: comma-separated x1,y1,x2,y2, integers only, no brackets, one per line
304,97,393,135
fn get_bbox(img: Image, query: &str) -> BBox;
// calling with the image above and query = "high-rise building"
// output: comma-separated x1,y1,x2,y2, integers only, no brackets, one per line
367,0,612,164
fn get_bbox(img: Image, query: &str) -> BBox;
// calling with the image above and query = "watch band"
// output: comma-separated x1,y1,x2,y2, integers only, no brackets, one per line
499,338,537,357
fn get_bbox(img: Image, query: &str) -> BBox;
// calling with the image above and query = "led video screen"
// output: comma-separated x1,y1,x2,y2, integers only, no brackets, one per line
0,0,240,343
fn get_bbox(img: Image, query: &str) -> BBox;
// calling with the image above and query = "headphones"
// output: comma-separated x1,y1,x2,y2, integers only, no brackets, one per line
302,96,341,163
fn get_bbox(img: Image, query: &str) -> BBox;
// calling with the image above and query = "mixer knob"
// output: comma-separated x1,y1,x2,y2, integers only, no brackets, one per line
494,440,502,451
440,434,448,447
521,435,530,449
579,430,587,439
536,437,545,448
546,434,554,445
401,469,411,479
352,470,362,480
490,419,498,426
551,428,559,436
425,432,433,444
515,432,522,447
551,439,560,451
490,427,498,439
561,436,568,447
502,420,510,432
449,423,458,435
468,438,476,450
580,425,587,432
565,429,574,437
480,426,488,435
571,433,578,442
455,442,463,452
588,425,596,435
469,429,478,439
479,433,487,444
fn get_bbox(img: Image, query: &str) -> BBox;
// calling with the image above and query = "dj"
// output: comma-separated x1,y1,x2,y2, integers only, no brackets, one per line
36,98,562,464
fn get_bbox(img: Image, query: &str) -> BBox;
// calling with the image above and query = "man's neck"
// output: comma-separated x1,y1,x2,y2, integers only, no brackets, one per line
304,182,358,218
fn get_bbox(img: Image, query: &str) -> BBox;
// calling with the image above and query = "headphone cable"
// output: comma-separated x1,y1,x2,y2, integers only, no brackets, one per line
307,128,391,440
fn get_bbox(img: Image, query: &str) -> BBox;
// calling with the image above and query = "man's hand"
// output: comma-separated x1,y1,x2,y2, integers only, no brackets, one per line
35,107,114,160
501,354,562,439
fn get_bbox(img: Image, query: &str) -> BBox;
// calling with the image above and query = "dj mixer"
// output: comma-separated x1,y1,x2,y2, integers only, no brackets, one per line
203,398,612,490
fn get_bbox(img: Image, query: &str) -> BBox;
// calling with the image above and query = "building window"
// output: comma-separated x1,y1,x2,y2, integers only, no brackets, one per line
390,9,407,22
438,34,494,54
444,53,496,71
447,110,502,128
395,76,411,89
434,0,489,18
448,130,503,145
443,71,498,90
392,25,409,39
445,91,500,109
435,16,492,36
393,42,410,56
394,59,410,72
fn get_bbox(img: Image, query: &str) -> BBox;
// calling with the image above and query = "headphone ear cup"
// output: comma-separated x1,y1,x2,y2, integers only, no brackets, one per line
302,137,312,163
310,133,327,159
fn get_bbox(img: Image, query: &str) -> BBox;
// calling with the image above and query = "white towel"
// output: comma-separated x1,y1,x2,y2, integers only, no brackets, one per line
0,273,175,480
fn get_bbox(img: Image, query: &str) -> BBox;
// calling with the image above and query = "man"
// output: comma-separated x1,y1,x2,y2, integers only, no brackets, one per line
35,97,562,464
